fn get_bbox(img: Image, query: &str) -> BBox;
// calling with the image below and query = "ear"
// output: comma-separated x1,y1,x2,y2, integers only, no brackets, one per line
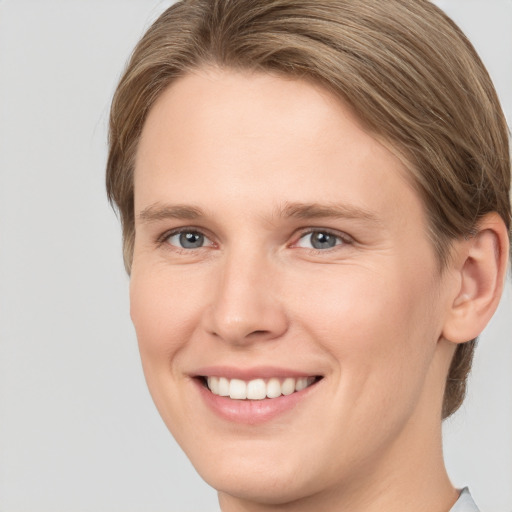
442,212,510,344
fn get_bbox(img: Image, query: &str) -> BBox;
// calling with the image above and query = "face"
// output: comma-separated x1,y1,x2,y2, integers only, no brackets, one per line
131,68,454,506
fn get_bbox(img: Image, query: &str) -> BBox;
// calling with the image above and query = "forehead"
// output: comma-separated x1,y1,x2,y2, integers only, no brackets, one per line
134,67,424,231
137,67,378,168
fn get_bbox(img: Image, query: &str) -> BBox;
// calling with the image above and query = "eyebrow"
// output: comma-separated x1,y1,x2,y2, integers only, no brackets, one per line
278,202,380,223
137,201,380,225
138,203,204,223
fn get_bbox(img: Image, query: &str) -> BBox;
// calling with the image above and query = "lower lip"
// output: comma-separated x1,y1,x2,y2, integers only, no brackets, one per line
194,379,319,425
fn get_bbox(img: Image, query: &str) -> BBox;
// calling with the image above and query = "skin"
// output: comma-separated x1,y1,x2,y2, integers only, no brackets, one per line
130,67,507,511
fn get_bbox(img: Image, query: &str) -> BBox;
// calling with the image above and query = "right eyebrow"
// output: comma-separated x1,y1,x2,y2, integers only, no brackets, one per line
137,203,205,223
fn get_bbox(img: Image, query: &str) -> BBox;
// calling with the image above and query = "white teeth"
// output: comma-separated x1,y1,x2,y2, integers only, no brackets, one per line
229,379,247,399
206,376,318,400
207,376,219,395
218,377,230,396
295,377,308,391
281,377,295,396
247,379,266,400
266,378,281,398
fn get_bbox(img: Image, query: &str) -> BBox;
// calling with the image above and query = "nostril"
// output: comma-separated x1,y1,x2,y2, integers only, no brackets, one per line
202,291,289,345
249,330,271,337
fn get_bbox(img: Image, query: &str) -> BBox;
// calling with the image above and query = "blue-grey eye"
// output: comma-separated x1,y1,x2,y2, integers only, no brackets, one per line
167,231,208,249
296,231,342,250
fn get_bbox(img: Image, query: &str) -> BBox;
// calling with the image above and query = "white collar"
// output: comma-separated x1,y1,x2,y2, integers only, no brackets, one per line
450,488,480,512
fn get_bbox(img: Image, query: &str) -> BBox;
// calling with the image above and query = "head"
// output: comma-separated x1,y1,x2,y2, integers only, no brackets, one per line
107,0,511,505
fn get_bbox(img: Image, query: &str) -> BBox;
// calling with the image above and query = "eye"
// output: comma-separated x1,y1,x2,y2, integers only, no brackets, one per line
165,230,213,249
295,230,347,250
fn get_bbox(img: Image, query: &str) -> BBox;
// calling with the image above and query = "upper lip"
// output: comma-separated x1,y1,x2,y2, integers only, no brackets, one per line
191,366,322,380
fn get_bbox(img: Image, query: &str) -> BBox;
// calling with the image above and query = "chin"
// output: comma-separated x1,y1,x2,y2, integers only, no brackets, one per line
201,462,316,506
178,434,334,506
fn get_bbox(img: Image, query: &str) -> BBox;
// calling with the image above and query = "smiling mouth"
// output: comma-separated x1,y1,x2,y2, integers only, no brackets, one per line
199,376,322,400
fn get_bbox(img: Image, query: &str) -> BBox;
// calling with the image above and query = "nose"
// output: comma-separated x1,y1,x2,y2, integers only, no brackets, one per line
201,249,289,346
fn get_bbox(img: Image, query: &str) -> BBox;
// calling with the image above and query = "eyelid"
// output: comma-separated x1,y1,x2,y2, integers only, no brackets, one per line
157,226,216,248
292,228,354,249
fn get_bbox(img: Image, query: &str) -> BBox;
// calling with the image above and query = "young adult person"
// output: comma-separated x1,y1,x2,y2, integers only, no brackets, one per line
106,1,511,510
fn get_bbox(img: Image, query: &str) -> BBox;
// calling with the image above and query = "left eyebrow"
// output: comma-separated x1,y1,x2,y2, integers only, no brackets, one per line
276,201,381,224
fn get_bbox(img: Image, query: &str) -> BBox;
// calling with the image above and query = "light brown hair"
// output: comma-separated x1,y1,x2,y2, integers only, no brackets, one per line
106,0,511,418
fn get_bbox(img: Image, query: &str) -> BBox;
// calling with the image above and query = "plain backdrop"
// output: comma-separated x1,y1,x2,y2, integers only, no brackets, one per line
0,1,510,511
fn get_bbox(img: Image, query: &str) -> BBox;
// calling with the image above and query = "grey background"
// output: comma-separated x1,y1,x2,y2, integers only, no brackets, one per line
0,1,510,511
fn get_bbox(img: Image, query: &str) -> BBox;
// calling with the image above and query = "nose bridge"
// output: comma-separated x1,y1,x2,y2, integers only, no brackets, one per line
205,243,288,344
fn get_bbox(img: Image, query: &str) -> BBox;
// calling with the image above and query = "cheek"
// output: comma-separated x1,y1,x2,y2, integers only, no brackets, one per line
129,265,200,370
290,265,442,473
293,262,440,399
129,264,209,434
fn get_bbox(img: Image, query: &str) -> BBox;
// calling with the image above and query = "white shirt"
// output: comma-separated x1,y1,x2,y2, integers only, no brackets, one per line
450,488,480,512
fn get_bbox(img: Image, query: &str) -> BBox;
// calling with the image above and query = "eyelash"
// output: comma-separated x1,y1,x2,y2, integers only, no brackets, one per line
293,228,353,251
157,227,353,252
157,227,215,251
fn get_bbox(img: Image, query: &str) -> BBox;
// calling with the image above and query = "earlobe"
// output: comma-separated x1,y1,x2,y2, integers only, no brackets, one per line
442,213,509,344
